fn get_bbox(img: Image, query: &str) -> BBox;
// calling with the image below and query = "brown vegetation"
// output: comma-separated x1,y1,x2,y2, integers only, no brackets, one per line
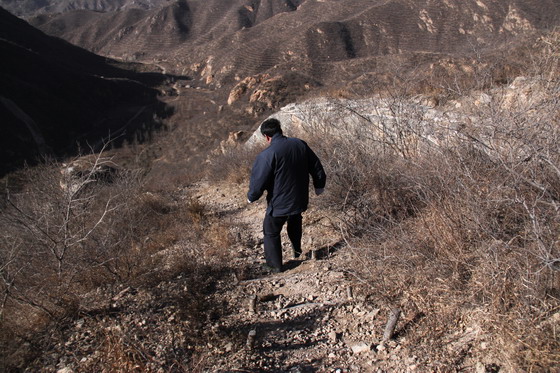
299,31,560,371
0,143,240,370
2,21,560,373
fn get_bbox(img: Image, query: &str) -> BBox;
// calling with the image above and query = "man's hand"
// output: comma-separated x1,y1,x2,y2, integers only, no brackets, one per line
315,188,325,196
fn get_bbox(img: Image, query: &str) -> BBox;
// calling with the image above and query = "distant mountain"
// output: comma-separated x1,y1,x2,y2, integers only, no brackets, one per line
0,7,171,176
0,0,171,17
28,0,306,58
5,0,560,176
26,0,560,90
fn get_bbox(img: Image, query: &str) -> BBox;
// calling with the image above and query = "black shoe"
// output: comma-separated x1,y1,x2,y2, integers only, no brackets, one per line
293,250,302,259
261,263,282,274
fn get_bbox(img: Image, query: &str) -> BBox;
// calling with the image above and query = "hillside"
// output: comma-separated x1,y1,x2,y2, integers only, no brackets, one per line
1,0,560,371
0,0,171,17
18,0,560,174
5,60,560,369
27,0,560,89
0,7,173,176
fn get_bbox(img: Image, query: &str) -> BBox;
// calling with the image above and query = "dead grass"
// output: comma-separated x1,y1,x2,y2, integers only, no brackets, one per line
205,143,263,185
96,330,147,372
307,30,560,371
0,150,241,370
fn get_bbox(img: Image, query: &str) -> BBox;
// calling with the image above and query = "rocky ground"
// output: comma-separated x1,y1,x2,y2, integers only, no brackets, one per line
187,182,413,372
22,179,436,373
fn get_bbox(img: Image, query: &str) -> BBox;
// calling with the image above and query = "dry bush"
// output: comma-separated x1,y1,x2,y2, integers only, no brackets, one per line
0,156,143,321
205,143,263,185
0,147,242,370
0,152,203,367
301,30,560,371
184,199,236,266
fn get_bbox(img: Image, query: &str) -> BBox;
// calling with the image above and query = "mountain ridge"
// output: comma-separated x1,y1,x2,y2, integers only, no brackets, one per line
26,0,560,88
0,0,172,17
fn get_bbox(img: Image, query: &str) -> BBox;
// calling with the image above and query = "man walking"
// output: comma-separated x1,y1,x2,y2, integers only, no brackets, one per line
248,118,326,273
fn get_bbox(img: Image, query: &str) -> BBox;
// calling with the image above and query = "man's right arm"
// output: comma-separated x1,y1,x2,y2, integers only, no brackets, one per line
307,146,326,192
314,187,325,196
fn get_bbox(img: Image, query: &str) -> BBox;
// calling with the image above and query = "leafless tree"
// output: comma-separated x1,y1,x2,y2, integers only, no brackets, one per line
0,144,139,321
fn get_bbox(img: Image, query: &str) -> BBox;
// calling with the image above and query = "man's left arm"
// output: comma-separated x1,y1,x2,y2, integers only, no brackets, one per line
247,152,273,203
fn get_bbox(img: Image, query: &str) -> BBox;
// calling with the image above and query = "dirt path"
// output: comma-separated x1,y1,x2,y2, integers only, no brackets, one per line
187,181,417,372
24,180,418,372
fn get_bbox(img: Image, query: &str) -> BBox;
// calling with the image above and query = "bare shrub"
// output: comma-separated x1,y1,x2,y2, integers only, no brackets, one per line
297,30,560,370
205,142,264,185
0,153,139,320
0,147,242,370
0,150,196,367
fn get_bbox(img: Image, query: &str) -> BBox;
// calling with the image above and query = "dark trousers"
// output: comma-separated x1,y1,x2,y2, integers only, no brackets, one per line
263,213,302,269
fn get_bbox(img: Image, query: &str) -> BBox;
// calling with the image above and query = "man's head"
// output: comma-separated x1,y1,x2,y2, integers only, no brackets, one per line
260,118,283,138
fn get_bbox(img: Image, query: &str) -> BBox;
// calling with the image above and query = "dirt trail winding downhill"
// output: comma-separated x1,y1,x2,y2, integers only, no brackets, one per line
185,181,419,372
22,179,482,372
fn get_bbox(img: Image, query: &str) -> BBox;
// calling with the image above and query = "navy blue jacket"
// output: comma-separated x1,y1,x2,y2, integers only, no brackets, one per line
248,134,326,217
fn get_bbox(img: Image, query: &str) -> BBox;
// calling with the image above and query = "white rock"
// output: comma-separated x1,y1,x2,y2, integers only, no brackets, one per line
351,342,371,354
475,362,486,373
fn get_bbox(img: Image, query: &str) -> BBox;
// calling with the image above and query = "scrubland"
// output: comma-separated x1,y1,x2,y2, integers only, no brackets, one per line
1,31,559,371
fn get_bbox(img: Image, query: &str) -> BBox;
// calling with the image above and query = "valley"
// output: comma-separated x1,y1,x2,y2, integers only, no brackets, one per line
1,1,560,371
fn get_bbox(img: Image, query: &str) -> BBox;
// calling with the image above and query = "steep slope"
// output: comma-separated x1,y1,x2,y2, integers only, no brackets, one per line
29,0,560,87
194,0,560,83
29,0,305,59
0,7,171,176
0,0,171,17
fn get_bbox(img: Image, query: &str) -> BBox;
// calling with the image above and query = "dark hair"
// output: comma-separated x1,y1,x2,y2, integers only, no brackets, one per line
260,118,283,137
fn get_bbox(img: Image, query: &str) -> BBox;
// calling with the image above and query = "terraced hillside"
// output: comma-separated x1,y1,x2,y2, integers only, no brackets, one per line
0,0,171,17
27,0,560,89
